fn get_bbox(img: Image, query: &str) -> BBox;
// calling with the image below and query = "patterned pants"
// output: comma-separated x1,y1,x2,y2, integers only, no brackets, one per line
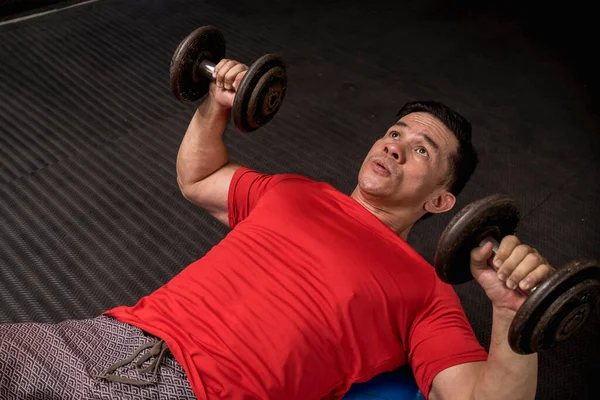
0,315,196,399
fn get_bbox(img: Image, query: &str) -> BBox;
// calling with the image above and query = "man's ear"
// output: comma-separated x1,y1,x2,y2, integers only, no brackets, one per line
424,190,456,215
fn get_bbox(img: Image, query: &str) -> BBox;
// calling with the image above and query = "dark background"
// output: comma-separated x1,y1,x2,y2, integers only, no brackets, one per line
0,0,598,399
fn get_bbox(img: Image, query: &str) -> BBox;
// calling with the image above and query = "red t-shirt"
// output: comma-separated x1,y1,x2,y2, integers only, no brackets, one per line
105,167,488,399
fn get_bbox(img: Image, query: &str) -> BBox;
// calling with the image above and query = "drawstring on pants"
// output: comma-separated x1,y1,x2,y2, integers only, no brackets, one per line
95,339,170,386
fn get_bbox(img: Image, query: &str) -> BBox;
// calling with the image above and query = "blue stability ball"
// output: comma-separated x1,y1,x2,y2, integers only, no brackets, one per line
343,367,425,400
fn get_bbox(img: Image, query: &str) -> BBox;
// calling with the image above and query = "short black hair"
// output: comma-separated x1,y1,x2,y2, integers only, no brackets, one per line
396,100,479,219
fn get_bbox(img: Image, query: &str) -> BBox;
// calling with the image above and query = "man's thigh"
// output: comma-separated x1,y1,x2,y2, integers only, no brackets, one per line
0,315,196,399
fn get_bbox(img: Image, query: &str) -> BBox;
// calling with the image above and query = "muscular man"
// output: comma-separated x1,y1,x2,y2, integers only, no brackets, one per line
0,59,552,400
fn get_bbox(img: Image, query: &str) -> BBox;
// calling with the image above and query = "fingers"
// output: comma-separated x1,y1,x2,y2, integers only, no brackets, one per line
470,241,494,271
493,235,554,290
492,235,521,270
519,263,554,291
214,59,236,88
224,64,247,90
502,251,545,290
496,242,531,276
213,58,231,80
232,70,247,91
213,59,248,90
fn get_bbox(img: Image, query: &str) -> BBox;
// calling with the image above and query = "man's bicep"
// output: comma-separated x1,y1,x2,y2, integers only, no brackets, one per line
429,361,484,400
179,162,242,226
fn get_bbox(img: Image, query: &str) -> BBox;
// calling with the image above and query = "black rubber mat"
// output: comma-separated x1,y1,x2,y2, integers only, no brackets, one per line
0,0,90,21
0,0,598,399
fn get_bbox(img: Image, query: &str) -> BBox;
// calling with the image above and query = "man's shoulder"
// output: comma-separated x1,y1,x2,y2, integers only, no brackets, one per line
237,166,319,186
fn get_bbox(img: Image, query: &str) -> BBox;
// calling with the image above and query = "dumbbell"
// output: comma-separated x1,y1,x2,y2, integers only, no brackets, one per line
433,194,600,354
169,26,287,133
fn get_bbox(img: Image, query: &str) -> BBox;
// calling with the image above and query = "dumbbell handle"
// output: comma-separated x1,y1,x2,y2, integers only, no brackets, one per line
480,237,534,297
196,59,217,81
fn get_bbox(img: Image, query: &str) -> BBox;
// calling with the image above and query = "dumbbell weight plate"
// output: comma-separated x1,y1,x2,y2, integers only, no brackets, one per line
170,26,226,103
232,54,287,133
509,259,600,354
434,194,521,285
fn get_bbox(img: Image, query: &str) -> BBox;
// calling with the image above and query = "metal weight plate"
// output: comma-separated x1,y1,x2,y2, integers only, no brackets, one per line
169,26,226,103
232,54,287,133
433,194,520,284
509,259,600,354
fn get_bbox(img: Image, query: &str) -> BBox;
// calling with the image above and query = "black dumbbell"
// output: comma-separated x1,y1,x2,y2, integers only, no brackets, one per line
434,194,600,354
169,26,287,133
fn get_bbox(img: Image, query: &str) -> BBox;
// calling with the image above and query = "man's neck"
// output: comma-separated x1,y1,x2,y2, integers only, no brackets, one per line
349,189,417,241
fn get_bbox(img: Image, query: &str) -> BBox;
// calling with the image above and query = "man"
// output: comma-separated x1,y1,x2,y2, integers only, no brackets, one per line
0,59,552,400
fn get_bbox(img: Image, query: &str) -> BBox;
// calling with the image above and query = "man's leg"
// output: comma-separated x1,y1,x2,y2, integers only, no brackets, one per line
0,315,196,399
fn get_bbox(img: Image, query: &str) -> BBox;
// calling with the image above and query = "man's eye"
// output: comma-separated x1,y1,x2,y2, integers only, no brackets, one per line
390,131,399,138
417,147,429,157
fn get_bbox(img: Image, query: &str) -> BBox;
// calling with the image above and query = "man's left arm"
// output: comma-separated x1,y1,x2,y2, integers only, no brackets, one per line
430,235,553,400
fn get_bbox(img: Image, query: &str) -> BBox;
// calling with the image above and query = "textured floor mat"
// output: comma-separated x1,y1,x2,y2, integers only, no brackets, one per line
0,0,93,22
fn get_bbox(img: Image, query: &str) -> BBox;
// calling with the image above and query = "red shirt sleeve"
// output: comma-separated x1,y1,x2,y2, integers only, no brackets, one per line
227,167,312,229
407,278,489,399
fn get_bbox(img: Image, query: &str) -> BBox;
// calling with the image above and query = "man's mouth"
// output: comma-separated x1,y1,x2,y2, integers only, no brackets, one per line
372,159,391,176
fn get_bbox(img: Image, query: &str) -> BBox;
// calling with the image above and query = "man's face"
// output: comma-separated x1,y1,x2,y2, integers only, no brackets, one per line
356,112,458,211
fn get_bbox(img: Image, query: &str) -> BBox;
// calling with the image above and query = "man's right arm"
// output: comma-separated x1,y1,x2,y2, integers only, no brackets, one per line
176,59,247,226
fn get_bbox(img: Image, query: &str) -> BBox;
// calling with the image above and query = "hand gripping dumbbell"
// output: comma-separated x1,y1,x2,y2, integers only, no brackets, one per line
433,194,600,354
169,26,287,133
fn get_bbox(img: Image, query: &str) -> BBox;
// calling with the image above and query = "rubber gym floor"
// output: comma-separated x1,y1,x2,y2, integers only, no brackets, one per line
0,0,598,399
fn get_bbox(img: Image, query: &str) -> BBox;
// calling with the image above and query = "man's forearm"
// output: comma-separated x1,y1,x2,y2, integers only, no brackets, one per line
176,97,230,187
471,307,537,400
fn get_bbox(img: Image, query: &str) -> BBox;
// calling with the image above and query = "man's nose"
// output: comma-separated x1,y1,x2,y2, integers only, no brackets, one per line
384,142,406,163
